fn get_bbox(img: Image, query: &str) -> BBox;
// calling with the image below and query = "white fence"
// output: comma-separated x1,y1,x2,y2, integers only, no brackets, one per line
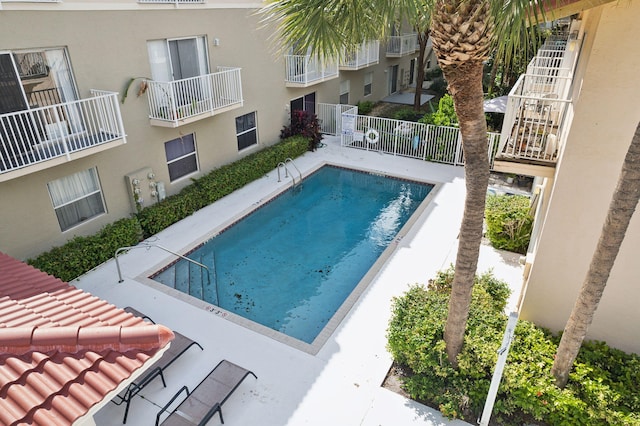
317,103,358,136
322,108,500,169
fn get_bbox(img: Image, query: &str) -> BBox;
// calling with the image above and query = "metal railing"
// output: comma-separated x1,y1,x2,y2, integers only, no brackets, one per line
337,111,500,169
340,40,380,70
0,91,126,175
317,103,358,135
115,243,219,306
284,54,339,86
386,33,418,57
146,67,243,125
495,31,582,166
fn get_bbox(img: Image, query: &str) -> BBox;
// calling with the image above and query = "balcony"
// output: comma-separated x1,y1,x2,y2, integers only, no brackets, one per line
340,41,380,71
284,54,339,87
146,67,243,128
386,34,418,57
0,91,126,183
493,32,582,178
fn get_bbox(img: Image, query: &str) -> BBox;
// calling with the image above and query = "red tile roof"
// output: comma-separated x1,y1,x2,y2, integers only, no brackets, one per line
0,252,174,425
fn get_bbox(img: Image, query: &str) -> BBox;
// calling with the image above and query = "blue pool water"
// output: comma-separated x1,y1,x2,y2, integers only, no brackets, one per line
152,166,433,343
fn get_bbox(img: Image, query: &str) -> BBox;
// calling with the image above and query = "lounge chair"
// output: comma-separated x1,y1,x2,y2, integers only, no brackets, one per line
155,359,257,425
112,307,204,423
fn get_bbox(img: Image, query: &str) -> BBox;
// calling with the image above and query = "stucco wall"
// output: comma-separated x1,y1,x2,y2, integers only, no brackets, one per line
0,6,415,260
520,1,640,354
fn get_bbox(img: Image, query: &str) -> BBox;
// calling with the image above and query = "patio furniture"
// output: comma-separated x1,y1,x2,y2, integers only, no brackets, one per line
155,359,257,425
112,307,204,423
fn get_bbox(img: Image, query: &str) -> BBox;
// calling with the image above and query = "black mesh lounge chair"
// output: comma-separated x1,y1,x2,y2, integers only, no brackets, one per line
111,307,204,423
155,360,257,425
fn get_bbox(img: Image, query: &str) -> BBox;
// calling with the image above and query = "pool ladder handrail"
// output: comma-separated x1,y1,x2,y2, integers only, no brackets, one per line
115,243,220,306
277,158,302,187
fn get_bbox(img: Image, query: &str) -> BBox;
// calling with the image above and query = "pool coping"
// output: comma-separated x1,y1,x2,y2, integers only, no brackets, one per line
136,161,443,355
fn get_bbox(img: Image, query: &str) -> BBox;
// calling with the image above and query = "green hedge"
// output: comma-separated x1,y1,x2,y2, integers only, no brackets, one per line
485,194,533,254
28,217,142,282
28,135,309,280
387,267,640,425
137,135,308,237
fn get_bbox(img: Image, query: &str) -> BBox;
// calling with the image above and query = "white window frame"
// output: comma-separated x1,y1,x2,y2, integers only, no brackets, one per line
147,35,209,82
339,80,350,104
364,72,373,96
236,111,258,151
165,133,199,182
47,167,106,232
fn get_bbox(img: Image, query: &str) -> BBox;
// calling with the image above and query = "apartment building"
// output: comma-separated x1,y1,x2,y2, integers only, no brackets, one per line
0,0,418,261
493,0,640,354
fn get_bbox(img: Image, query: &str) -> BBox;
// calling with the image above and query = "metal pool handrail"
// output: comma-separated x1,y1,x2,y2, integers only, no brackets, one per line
115,243,219,305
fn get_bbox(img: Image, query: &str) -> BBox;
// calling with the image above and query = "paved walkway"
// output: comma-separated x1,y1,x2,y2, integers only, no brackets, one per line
75,136,524,426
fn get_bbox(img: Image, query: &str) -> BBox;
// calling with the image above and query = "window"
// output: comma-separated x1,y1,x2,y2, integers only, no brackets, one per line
364,72,373,96
1,48,78,112
236,112,258,151
47,168,106,231
290,92,316,120
339,80,350,104
147,36,209,82
147,36,210,108
165,133,198,181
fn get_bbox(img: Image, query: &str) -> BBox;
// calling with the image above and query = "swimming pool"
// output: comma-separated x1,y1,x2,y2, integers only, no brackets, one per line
151,165,433,346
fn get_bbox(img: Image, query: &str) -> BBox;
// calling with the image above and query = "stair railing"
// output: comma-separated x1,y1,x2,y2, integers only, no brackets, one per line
115,243,213,302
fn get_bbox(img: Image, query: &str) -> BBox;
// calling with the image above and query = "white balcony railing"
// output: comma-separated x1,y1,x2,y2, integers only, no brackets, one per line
146,67,243,127
386,34,418,57
284,54,339,87
0,91,126,179
340,40,380,70
495,31,582,168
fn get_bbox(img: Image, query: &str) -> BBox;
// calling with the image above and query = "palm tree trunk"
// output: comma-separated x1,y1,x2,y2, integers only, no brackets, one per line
413,31,429,111
552,121,640,388
441,60,491,367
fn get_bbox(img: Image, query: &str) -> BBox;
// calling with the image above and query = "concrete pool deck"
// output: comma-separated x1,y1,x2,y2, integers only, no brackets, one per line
74,135,524,426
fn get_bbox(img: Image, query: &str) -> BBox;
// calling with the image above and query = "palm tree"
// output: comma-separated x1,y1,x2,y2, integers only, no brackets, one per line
552,122,640,388
411,11,431,111
261,0,544,367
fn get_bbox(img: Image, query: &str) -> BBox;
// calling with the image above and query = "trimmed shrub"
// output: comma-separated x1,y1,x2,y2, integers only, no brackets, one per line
392,107,424,122
280,110,323,151
137,135,308,237
485,194,533,254
28,217,142,282
356,100,375,115
386,268,640,425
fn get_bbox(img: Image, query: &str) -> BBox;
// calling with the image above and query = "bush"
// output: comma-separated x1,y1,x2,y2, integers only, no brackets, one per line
137,135,309,237
428,78,448,98
280,110,323,151
485,194,533,254
392,107,424,122
29,136,309,280
357,100,375,115
28,217,142,282
387,267,640,425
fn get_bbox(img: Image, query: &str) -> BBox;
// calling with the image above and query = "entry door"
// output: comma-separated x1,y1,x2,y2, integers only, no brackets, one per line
0,53,28,114
388,65,398,95
290,92,316,121
169,39,200,80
